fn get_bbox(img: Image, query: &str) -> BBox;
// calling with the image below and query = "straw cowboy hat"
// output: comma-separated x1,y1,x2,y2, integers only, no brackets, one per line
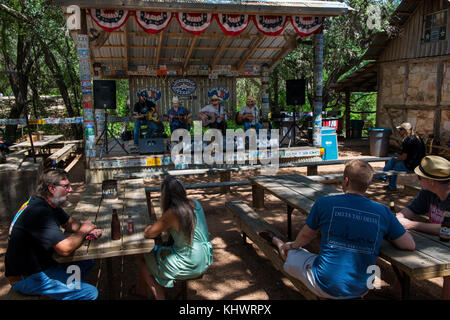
172,96,179,104
414,155,450,181
210,94,222,101
396,122,412,131
246,96,256,103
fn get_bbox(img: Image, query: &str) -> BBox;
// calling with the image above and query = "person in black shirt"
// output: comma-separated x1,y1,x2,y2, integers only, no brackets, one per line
4,169,102,300
382,122,426,191
133,91,163,146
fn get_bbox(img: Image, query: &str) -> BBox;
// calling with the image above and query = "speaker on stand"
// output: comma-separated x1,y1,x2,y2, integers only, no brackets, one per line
280,79,308,147
93,80,129,158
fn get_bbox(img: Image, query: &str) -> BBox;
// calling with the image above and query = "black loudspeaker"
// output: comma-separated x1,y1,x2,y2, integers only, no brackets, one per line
139,138,165,154
286,79,305,106
93,80,116,109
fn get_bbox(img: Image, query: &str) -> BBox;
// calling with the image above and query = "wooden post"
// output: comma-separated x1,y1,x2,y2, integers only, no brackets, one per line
312,28,324,147
307,165,318,176
219,171,231,193
345,90,351,139
252,183,264,208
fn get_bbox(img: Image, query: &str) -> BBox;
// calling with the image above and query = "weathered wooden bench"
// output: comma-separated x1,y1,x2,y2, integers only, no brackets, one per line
48,143,76,164
146,179,250,195
225,200,320,300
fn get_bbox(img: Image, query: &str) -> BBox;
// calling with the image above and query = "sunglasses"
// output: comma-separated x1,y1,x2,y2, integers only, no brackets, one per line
54,183,71,190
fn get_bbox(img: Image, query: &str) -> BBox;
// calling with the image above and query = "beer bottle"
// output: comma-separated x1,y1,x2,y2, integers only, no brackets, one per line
439,211,450,242
389,200,396,216
127,215,135,235
111,209,121,240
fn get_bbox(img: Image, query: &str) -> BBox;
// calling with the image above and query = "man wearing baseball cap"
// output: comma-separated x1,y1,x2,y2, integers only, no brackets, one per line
381,122,426,191
396,155,449,299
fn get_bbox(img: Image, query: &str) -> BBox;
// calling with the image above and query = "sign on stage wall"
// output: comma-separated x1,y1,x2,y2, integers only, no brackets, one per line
170,78,197,96
207,86,230,102
137,87,162,103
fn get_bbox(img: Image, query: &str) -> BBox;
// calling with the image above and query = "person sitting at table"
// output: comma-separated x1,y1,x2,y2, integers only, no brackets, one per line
199,95,227,135
4,168,102,300
168,96,192,134
258,159,415,299
381,122,426,191
237,96,262,134
133,175,213,300
395,155,449,299
0,127,13,160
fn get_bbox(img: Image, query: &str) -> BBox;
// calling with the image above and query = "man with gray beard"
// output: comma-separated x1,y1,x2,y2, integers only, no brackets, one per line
4,169,102,299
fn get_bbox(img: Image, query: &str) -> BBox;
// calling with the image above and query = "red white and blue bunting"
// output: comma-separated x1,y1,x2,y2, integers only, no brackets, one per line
290,16,324,37
253,15,288,36
177,12,213,35
135,11,173,34
89,9,130,32
215,14,250,36
88,9,323,37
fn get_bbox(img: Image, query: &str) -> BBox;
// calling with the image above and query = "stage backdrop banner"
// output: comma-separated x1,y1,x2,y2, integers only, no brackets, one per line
89,9,130,32
177,12,213,35
290,16,323,37
215,13,250,36
135,11,173,34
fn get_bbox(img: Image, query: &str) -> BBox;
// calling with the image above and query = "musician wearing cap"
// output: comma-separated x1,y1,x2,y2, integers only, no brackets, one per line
199,94,227,135
381,122,426,191
396,155,450,299
236,96,262,134
133,91,160,146
168,96,192,134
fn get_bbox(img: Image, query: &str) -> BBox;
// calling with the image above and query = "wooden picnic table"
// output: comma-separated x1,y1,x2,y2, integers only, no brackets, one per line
9,135,64,154
53,179,155,299
249,174,450,299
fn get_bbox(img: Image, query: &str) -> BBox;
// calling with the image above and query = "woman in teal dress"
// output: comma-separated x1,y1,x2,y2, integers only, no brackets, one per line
134,176,213,299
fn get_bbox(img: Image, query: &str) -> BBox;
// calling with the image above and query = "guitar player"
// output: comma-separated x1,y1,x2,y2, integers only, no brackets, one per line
168,96,192,133
133,91,163,146
199,94,227,135
237,96,262,134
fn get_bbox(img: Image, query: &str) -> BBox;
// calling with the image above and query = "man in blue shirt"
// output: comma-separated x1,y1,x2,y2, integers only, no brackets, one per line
260,159,415,299
168,96,191,134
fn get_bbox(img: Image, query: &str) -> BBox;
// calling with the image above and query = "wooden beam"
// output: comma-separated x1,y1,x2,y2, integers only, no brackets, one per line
184,35,199,71
155,30,164,67
212,36,232,70
95,45,282,51
268,36,297,70
238,35,265,71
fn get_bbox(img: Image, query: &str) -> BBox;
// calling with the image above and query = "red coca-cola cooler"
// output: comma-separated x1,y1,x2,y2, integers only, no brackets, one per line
322,118,343,134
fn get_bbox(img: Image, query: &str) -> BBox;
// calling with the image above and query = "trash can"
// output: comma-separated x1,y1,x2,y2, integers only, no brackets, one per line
320,127,338,160
350,120,364,138
368,128,392,157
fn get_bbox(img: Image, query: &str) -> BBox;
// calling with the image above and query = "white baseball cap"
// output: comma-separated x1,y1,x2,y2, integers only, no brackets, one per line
172,96,179,104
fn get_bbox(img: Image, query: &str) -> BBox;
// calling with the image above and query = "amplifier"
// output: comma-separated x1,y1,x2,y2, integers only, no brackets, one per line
139,138,166,154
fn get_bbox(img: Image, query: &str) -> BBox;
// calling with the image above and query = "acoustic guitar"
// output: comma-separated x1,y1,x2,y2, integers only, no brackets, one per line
172,113,191,125
200,112,217,127
147,110,161,123
236,112,254,125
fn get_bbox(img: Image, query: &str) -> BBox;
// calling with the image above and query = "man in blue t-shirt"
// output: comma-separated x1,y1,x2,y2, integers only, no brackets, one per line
259,159,415,299
168,96,191,133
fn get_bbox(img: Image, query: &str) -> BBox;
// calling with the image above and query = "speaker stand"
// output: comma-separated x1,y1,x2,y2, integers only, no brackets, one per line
279,106,308,147
95,111,129,159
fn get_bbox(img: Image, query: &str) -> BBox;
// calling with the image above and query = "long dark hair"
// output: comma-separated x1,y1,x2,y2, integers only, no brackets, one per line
160,176,196,244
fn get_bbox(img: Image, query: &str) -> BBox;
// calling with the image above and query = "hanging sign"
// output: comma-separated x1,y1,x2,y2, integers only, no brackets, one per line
137,87,162,103
170,78,197,96
89,9,130,32
177,12,212,35
135,11,173,34
290,16,323,37
208,86,230,102
253,15,288,36
216,14,250,36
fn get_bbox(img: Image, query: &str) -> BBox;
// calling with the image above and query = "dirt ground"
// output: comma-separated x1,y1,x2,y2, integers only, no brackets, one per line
0,142,444,301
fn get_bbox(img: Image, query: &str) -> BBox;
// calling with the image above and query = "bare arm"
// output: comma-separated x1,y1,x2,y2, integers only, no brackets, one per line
144,208,177,239
390,231,415,251
53,221,97,257
280,224,319,260
397,207,441,235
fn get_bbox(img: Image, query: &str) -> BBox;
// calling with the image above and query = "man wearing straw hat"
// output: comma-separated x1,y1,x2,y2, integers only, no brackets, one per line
381,122,426,191
199,94,227,135
396,155,450,299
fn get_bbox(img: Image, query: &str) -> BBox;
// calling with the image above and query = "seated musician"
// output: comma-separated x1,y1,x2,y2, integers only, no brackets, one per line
133,91,163,146
237,96,262,134
168,96,192,133
199,95,227,135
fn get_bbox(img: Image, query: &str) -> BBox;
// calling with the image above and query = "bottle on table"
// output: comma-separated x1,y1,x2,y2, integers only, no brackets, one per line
111,209,121,240
439,211,450,242
389,199,396,216
127,215,135,235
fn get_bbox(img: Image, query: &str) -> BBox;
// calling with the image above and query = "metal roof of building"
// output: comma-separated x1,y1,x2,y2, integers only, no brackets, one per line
53,1,353,77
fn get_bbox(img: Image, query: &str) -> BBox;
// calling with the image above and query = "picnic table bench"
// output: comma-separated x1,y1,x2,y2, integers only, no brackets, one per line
9,135,63,155
242,174,450,300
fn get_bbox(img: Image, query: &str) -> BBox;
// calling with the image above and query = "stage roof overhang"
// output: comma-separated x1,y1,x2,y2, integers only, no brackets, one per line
52,1,353,78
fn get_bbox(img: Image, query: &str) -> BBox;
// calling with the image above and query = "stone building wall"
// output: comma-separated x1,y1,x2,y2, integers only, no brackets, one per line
378,59,450,147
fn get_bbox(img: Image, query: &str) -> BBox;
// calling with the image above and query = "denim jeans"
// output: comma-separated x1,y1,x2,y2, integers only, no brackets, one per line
244,122,262,134
382,157,410,189
11,260,98,300
170,121,190,134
